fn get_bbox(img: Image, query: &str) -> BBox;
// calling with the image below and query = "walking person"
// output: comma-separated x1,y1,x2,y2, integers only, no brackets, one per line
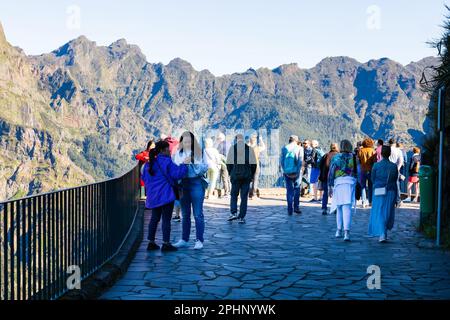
204,138,222,199
319,143,339,215
173,132,209,250
404,147,421,203
226,134,257,223
357,138,376,208
328,140,358,241
248,133,265,199
280,135,304,215
215,132,231,198
368,145,399,242
142,140,188,251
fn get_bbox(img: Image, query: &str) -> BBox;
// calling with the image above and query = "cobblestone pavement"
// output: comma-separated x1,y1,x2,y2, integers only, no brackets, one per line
102,195,450,300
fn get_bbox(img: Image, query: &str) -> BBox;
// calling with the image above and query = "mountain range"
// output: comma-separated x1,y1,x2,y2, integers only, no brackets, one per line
0,21,439,201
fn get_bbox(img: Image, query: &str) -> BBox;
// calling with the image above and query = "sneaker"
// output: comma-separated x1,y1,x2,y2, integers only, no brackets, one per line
344,231,351,241
404,197,412,203
161,243,178,252
238,218,246,224
335,229,342,238
413,198,419,203
227,214,238,221
379,234,387,243
173,216,181,222
294,209,302,214
173,239,190,248
194,240,203,250
221,194,230,199
147,242,160,251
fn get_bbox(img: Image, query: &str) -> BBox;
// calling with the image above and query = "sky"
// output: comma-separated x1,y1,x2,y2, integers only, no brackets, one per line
0,0,448,76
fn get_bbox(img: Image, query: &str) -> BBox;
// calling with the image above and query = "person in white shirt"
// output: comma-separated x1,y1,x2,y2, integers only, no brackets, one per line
215,132,231,198
388,138,404,205
173,132,209,250
203,138,223,199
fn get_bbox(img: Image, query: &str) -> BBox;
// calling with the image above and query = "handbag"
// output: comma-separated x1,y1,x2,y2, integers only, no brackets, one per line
156,160,182,200
374,171,390,196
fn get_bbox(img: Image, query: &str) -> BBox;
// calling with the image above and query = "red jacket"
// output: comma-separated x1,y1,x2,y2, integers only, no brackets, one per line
135,150,149,163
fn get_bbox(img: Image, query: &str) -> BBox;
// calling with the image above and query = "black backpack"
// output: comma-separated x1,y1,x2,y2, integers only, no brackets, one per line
231,144,252,181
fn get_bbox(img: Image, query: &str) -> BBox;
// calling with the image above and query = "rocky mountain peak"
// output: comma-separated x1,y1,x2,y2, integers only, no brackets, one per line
272,63,299,75
52,35,95,57
167,57,194,70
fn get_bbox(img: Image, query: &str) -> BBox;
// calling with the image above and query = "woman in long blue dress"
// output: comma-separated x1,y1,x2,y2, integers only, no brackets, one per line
368,145,399,242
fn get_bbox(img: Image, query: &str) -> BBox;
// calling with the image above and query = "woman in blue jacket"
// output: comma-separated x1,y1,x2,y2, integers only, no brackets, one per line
142,140,188,251
368,145,399,243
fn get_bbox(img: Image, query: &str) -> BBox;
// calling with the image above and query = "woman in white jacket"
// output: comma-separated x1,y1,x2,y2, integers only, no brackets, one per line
328,140,358,241
173,132,209,250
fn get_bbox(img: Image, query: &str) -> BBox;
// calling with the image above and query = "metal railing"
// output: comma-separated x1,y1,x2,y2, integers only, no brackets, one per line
0,165,140,300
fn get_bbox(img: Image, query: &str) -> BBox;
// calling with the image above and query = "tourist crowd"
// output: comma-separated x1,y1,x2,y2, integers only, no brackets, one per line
135,132,421,251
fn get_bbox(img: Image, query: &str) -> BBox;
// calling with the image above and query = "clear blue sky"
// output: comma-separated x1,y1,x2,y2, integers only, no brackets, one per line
0,0,447,75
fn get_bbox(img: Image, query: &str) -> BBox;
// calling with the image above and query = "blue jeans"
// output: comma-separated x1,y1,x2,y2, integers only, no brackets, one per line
180,178,205,243
230,179,251,219
147,202,174,243
285,175,301,214
360,170,373,204
321,180,329,210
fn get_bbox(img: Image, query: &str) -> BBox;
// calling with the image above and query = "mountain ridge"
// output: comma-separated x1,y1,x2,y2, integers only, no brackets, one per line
0,23,440,201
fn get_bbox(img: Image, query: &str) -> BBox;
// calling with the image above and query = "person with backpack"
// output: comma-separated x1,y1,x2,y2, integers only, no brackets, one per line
357,138,376,208
319,143,339,215
226,134,257,224
310,140,325,203
142,140,188,252
280,135,304,215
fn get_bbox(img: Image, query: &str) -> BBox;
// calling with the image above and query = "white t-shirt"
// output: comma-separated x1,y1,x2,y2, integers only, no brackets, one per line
389,146,404,170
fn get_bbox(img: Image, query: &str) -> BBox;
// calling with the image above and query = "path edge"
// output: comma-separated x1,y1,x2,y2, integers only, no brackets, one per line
60,201,145,300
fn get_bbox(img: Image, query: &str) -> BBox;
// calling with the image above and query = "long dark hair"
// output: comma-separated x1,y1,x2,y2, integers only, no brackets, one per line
179,131,202,163
148,140,169,176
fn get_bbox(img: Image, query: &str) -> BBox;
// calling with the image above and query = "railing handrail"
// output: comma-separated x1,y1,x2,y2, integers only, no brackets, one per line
0,164,139,206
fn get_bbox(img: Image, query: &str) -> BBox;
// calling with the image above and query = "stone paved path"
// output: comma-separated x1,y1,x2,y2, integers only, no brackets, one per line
102,194,450,300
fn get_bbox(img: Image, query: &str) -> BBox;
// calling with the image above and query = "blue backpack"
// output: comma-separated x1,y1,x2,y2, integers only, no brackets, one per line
283,148,298,174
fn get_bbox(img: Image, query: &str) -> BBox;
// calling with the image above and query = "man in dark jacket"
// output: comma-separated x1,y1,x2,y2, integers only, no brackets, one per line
319,143,339,215
226,134,257,223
